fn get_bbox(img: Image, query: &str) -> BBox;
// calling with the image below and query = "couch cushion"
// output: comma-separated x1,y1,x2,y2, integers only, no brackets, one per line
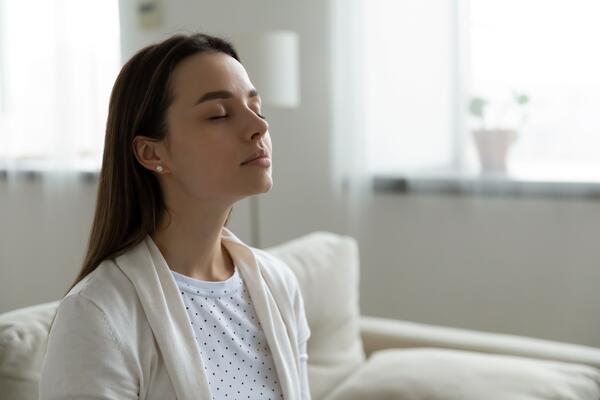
267,232,365,400
325,347,600,400
0,301,59,400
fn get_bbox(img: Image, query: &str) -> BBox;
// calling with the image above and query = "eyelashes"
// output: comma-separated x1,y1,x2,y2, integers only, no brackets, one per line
208,112,267,121
208,115,228,120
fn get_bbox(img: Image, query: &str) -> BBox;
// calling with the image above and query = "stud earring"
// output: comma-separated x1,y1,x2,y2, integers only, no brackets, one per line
156,165,163,173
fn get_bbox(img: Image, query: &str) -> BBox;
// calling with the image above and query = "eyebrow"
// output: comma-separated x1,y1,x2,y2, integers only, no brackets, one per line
194,89,259,105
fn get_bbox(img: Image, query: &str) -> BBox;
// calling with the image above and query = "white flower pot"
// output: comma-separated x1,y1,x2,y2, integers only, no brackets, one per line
472,128,517,173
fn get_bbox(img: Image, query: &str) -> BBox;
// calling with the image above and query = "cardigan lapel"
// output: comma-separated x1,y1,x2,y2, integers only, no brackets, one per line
221,228,300,400
114,238,213,400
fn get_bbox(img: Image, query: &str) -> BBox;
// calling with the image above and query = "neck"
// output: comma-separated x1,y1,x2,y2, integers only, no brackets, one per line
150,202,234,282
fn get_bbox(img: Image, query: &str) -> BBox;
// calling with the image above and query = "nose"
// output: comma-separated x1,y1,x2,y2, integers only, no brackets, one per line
245,109,269,142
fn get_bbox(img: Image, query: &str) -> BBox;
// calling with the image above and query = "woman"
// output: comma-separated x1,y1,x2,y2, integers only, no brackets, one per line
40,33,311,400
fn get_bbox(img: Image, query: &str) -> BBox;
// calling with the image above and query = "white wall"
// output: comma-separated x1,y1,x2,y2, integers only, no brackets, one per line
358,193,600,348
0,178,97,312
1,0,598,348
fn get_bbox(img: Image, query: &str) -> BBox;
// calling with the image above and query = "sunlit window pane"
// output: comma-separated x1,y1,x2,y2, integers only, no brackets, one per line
468,0,600,179
364,0,455,174
0,0,120,169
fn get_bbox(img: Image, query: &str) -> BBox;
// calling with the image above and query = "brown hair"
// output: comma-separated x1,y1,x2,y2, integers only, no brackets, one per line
65,33,239,295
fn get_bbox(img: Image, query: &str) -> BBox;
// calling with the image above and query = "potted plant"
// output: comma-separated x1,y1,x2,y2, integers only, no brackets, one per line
469,92,530,173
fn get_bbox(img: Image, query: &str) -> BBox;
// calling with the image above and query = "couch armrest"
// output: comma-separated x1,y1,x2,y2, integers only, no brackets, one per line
360,315,600,369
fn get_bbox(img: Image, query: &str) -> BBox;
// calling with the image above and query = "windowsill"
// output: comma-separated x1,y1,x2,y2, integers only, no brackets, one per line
373,169,600,200
0,159,101,183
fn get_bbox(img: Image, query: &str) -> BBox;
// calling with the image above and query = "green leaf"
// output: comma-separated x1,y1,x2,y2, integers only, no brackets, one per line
513,92,529,105
469,97,488,118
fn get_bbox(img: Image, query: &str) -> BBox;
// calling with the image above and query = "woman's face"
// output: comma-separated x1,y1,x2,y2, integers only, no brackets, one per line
161,50,272,204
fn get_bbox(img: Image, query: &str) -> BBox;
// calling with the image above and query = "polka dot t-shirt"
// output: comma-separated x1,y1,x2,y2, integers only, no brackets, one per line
172,265,284,400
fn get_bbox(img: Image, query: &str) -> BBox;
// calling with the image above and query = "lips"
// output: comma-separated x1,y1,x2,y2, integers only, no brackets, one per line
241,148,270,165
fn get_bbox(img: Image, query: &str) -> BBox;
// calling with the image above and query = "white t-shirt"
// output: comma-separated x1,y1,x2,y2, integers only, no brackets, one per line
172,265,284,400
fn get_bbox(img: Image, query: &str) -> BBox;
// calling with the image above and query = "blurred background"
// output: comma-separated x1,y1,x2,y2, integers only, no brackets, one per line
1,0,599,348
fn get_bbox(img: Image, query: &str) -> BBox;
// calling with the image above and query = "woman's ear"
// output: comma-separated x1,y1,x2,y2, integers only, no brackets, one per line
132,136,170,174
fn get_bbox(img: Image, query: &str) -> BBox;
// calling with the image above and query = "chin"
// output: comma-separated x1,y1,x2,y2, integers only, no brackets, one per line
234,172,273,197
239,178,272,197
258,178,273,193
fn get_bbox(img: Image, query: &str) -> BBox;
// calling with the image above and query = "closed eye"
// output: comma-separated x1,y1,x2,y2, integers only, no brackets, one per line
208,111,266,121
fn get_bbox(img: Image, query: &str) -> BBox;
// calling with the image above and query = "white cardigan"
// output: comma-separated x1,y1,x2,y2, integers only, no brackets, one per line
40,227,311,400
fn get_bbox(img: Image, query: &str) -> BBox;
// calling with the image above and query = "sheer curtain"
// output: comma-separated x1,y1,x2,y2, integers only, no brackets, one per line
330,0,455,236
330,0,371,238
0,0,121,181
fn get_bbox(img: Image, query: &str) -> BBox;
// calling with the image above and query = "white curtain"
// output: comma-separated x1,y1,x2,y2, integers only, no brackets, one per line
329,0,372,238
0,0,121,181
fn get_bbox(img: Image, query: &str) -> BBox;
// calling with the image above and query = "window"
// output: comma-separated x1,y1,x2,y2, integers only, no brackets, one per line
0,0,121,171
364,0,456,174
364,0,600,183
468,0,600,181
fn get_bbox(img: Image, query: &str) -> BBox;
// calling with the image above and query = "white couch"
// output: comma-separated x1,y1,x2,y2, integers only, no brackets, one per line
1,231,600,399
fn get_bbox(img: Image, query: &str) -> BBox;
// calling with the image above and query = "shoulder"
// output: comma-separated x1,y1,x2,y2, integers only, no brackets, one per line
42,262,141,399
48,265,139,370
60,258,142,333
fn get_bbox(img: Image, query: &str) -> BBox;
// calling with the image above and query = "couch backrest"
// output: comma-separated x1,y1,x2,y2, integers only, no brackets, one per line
0,301,59,400
266,232,365,400
0,231,364,400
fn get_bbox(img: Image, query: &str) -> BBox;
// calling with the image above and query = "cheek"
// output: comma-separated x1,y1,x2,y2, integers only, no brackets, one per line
185,141,234,173
174,145,236,195
169,136,224,178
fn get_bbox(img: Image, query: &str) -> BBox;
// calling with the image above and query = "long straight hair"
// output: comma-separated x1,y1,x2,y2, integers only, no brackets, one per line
65,33,239,295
